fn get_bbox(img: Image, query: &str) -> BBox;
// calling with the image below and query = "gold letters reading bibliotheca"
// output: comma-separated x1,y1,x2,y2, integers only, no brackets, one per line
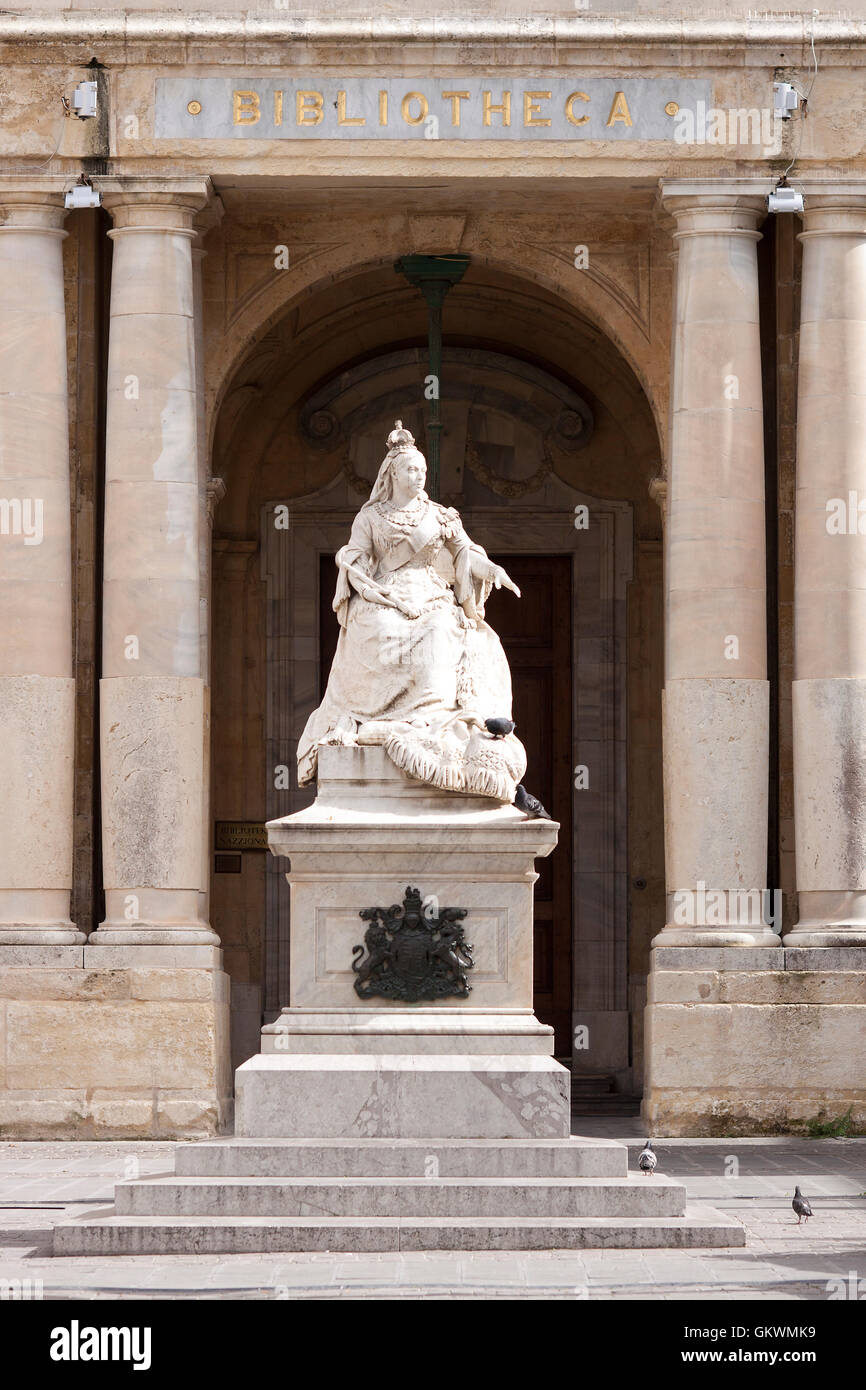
231,88,635,129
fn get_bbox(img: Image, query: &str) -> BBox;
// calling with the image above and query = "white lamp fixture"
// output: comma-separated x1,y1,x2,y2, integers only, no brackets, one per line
767,185,805,214
773,82,800,120
64,184,102,210
71,80,98,120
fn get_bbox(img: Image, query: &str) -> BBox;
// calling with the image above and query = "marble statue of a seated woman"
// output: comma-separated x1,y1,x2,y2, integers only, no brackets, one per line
297,422,527,801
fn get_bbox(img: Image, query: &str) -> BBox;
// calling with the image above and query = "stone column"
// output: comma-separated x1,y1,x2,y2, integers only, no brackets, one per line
192,237,210,931
785,190,866,946
654,186,776,947
0,191,83,944
92,191,218,946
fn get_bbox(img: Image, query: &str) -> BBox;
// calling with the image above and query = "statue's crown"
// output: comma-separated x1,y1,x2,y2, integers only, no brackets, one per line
387,420,416,452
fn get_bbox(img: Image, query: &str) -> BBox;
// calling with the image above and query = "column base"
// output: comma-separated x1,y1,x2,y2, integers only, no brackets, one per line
656,881,781,947
782,891,866,947
0,890,85,944
90,925,221,946
95,888,220,945
782,930,866,947
651,926,780,948
0,926,87,945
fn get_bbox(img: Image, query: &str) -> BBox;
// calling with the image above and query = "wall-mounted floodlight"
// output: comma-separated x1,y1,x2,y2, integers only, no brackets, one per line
773,82,800,120
71,80,98,120
767,185,804,215
64,183,102,210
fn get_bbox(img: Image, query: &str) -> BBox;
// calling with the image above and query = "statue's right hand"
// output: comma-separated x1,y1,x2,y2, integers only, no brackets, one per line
398,601,420,619
488,564,521,598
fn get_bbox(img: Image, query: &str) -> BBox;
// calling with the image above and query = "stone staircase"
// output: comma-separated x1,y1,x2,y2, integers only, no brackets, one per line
570,1073,642,1117
53,1137,744,1254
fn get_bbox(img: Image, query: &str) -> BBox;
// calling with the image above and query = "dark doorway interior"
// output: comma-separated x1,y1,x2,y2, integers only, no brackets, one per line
319,553,339,700
486,555,573,1056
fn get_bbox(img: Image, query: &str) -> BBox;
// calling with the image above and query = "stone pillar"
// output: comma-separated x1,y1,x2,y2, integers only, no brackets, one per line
92,191,218,947
0,191,83,944
192,237,211,931
785,190,866,946
654,187,776,947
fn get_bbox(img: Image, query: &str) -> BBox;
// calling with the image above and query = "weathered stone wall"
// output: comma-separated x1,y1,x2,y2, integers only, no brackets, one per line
644,952,866,1135
0,949,231,1138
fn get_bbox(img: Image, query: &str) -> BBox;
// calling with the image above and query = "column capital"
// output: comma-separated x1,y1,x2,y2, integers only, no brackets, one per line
100,176,214,234
799,192,866,239
0,190,67,233
660,179,773,237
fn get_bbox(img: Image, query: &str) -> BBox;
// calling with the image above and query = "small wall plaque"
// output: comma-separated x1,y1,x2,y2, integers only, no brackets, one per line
214,821,269,851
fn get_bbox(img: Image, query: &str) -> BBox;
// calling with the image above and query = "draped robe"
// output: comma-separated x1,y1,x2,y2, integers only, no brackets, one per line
296,497,527,800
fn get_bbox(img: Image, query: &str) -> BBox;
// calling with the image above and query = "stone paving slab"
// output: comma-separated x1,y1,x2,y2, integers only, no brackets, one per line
0,1137,864,1298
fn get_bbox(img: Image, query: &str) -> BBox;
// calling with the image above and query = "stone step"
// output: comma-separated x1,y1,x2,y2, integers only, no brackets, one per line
570,1073,615,1095
174,1137,628,1179
571,1098,642,1116
53,1206,745,1255
114,1174,686,1219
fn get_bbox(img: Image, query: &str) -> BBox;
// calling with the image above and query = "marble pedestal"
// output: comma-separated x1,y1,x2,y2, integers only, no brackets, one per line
235,746,568,1139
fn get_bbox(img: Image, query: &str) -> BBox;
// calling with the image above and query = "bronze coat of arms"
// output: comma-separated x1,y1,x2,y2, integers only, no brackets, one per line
352,885,473,1003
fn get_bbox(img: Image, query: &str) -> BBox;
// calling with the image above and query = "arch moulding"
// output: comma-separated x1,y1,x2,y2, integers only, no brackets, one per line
202,219,669,463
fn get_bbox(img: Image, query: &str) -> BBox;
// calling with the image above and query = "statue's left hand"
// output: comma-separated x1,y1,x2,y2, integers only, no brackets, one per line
488,563,521,598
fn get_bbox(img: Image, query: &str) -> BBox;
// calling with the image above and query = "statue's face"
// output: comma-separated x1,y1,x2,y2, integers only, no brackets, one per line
392,449,426,498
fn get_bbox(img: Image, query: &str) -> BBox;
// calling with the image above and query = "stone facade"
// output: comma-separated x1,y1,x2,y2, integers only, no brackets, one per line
0,7,865,1136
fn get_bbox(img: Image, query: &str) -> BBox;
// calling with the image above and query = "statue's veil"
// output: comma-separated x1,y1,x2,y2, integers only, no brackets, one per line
365,421,426,506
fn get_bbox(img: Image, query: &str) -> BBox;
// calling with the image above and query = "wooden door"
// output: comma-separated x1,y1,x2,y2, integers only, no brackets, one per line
485,555,573,1056
318,551,574,1055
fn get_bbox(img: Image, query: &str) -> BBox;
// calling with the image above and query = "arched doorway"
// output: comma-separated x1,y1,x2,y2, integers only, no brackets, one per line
209,259,663,1102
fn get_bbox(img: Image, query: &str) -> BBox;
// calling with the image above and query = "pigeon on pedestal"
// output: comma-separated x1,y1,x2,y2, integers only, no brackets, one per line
514,784,552,820
638,1140,657,1175
792,1186,813,1225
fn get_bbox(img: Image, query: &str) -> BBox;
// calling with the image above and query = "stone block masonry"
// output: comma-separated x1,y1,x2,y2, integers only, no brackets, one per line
0,947,231,1138
643,948,866,1136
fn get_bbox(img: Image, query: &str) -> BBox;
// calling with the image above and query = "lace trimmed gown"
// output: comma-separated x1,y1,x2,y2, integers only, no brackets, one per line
296,496,527,800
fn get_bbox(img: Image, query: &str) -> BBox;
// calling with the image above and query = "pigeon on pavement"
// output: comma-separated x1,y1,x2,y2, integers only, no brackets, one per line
514,784,552,820
485,717,516,738
638,1140,657,1176
792,1186,813,1224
